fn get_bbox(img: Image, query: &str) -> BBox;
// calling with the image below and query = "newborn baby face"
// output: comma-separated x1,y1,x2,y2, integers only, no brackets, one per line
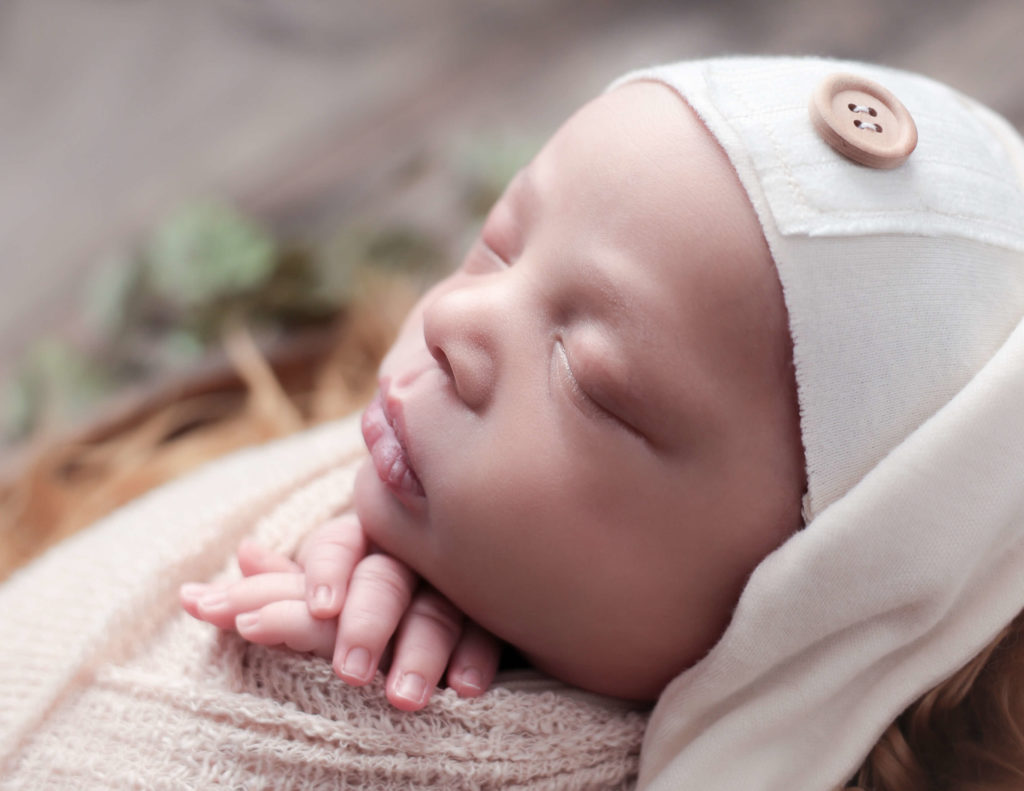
355,81,805,700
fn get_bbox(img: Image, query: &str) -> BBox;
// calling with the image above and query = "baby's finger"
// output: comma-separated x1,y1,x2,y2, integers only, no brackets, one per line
179,582,212,619
332,553,417,687
386,588,464,711
297,514,368,618
237,539,302,576
446,621,501,698
235,600,336,659
192,573,306,630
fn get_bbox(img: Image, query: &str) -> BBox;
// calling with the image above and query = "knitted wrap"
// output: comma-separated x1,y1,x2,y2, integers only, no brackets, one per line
0,417,646,790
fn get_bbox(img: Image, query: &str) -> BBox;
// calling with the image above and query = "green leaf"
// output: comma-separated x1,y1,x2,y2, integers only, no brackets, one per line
84,252,145,340
146,200,277,309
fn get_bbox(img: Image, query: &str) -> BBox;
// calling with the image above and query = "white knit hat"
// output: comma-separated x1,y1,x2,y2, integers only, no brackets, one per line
614,57,1024,520
611,58,1024,790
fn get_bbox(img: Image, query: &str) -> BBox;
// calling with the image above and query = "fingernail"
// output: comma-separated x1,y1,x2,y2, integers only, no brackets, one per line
198,591,228,613
312,585,333,611
458,667,484,692
395,672,428,706
236,612,259,631
179,583,207,602
341,647,372,683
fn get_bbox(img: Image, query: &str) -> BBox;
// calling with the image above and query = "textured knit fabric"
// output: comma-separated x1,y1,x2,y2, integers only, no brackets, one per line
0,416,646,790
609,57,1024,790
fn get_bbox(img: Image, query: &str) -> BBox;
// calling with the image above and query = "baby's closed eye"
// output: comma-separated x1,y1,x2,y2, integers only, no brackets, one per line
553,338,646,442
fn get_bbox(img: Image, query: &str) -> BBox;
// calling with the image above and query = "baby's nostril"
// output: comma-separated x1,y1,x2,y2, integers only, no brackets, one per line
429,343,455,381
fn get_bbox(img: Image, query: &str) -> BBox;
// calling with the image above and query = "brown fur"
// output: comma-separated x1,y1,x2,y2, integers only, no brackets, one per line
850,614,1024,790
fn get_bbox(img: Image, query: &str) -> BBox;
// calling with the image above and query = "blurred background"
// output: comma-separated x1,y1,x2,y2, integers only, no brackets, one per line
1,0,1023,572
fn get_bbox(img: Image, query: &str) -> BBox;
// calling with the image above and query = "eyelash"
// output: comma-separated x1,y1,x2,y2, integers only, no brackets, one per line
555,341,642,440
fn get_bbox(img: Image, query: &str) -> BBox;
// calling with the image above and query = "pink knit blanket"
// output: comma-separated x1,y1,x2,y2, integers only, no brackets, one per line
0,416,646,789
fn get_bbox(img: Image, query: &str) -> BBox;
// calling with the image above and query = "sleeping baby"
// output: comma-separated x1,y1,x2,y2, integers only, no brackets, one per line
179,56,1024,790
181,74,806,709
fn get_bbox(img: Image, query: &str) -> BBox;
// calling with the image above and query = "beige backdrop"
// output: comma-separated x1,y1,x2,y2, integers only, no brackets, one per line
1,0,1021,380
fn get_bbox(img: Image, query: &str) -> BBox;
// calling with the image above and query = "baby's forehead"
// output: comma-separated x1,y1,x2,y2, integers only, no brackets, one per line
494,84,780,333
537,82,709,181
528,85,756,238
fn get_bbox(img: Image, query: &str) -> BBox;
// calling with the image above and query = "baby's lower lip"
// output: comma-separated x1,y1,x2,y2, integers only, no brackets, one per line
361,390,425,499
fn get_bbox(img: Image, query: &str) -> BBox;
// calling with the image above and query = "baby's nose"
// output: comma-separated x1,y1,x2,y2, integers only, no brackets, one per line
422,286,499,411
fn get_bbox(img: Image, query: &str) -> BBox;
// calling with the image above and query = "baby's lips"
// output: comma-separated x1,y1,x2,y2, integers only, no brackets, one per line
362,388,426,499
361,391,388,446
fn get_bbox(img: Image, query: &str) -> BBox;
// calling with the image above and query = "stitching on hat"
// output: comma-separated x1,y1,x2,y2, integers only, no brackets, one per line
803,202,1024,228
719,67,1024,246
798,149,1024,197
772,146,1024,245
789,158,1024,230
725,68,815,220
756,165,1024,246
692,59,1024,254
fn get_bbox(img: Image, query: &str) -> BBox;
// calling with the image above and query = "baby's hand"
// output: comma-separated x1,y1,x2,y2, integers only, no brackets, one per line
180,514,500,711
180,563,338,658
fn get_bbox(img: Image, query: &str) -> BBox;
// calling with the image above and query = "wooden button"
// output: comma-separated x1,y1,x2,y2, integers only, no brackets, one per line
809,73,918,169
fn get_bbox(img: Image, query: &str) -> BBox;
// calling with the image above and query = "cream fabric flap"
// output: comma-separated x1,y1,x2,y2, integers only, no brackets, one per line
631,58,1024,251
639,307,1024,790
773,232,1024,516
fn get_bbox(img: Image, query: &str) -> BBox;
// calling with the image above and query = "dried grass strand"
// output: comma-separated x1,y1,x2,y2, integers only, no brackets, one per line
0,284,410,581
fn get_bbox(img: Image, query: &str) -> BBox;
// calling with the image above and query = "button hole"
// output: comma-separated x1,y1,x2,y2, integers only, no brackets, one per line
848,103,879,117
853,119,883,133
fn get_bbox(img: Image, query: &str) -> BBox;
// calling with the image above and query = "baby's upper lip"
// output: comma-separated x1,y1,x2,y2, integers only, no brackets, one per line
379,378,425,495
382,381,407,447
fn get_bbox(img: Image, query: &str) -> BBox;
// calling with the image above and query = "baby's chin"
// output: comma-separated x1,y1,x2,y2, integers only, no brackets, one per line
512,610,712,703
520,643,680,703
352,460,421,558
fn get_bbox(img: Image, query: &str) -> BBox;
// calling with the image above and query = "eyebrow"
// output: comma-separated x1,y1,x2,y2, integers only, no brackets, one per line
583,250,637,330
